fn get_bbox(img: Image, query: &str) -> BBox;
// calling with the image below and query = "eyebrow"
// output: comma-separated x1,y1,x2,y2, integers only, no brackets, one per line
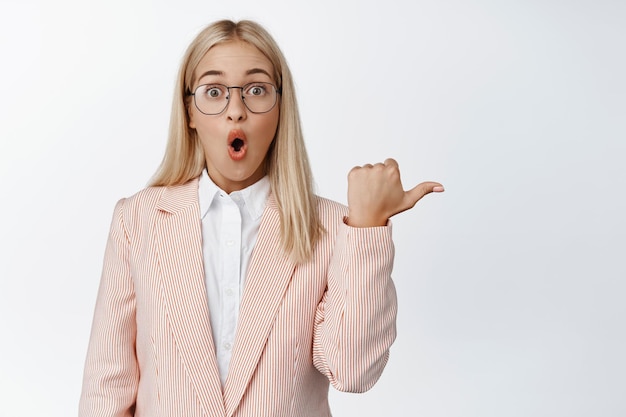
197,67,273,82
245,68,272,78
198,70,224,79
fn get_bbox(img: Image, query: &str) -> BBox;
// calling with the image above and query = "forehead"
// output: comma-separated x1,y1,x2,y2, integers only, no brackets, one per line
195,40,274,82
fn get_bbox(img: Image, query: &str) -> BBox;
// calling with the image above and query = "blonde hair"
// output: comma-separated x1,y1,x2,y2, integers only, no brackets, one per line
150,20,322,263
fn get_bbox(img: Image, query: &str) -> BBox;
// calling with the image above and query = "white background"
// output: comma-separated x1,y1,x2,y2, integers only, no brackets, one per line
1,0,625,416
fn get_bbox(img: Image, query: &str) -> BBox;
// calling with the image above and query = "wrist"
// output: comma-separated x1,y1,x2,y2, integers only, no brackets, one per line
346,212,388,228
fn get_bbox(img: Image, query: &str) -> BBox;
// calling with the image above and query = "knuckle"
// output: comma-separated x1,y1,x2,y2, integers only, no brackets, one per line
387,166,400,179
348,167,360,178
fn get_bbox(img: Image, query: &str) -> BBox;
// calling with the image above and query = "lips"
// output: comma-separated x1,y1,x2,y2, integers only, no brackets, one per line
227,129,248,161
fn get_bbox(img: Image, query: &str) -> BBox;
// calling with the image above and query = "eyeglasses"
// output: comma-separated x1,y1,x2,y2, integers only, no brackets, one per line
189,82,281,115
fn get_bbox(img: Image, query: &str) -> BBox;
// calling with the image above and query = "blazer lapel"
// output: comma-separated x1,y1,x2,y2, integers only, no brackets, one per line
223,195,296,416
154,179,225,417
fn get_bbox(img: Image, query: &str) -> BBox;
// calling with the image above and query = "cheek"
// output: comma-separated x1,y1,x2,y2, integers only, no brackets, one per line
261,110,280,142
190,111,218,138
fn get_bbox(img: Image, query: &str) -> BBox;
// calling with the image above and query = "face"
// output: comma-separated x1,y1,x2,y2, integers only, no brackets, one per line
188,40,280,193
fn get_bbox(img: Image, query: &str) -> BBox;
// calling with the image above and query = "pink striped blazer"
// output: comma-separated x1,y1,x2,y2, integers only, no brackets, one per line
79,177,397,417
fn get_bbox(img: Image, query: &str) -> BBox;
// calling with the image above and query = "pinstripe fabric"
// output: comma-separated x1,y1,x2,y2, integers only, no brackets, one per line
79,178,397,417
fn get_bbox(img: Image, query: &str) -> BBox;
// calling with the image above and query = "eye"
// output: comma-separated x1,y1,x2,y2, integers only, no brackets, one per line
245,83,268,96
200,84,226,99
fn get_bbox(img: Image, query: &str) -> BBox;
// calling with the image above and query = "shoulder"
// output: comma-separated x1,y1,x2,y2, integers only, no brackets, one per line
113,178,199,228
118,186,166,216
315,195,347,216
315,195,348,229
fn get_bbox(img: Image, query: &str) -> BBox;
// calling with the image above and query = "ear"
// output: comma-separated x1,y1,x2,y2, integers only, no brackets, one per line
188,105,196,129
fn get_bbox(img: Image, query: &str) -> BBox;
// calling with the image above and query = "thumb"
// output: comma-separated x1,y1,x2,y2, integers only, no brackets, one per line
404,181,445,207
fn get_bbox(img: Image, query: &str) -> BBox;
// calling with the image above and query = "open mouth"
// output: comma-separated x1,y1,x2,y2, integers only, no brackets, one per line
228,129,248,161
231,138,244,152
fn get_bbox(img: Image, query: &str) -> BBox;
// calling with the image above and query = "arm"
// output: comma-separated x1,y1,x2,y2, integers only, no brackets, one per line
312,221,397,392
79,199,139,417
313,158,443,392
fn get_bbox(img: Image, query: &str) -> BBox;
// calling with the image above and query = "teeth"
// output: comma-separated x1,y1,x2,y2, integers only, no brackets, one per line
232,138,244,152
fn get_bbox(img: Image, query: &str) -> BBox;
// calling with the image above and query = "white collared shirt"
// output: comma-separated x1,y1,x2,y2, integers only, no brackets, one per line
198,169,270,386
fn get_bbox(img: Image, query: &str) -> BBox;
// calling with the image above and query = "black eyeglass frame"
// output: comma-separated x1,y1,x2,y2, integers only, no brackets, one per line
188,82,282,115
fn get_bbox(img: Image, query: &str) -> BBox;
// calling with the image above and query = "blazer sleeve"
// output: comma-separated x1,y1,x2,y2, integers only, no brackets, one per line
312,221,397,393
79,199,139,417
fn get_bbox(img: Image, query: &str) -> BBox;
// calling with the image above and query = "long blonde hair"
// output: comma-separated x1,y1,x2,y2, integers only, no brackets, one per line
150,20,322,263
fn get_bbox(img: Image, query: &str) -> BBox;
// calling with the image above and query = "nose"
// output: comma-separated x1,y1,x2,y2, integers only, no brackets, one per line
225,87,247,121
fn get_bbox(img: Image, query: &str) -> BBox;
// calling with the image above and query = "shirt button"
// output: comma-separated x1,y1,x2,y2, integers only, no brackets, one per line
223,342,232,350
225,288,234,296
226,240,235,246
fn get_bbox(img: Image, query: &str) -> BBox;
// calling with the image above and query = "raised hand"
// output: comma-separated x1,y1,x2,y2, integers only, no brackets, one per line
346,158,444,227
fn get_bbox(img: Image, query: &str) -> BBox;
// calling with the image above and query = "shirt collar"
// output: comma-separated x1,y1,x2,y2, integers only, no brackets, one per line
198,169,270,220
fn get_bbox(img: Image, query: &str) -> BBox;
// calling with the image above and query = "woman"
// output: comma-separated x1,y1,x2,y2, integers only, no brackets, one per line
79,19,443,417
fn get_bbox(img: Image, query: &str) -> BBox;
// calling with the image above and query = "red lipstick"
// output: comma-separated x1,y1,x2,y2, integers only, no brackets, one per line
227,129,247,161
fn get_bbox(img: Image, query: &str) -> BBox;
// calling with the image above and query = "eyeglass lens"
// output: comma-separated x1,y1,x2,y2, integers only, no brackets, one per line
193,82,278,115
